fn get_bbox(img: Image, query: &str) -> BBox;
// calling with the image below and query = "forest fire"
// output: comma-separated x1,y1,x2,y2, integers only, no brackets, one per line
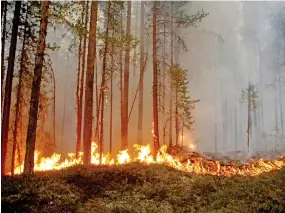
9,142,285,177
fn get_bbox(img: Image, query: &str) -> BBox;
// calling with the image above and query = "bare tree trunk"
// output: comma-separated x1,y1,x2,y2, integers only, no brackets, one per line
1,0,7,106
83,1,97,165
11,6,28,175
247,92,250,153
77,2,88,157
168,2,173,147
51,67,56,153
60,85,68,155
99,1,110,164
24,1,50,174
110,42,114,154
1,1,21,175
152,2,160,156
162,16,166,145
279,75,284,135
132,1,138,77
122,1,131,150
137,1,144,145
175,86,178,146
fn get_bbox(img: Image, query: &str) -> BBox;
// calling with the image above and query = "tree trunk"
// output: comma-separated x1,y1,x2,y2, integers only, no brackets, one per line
175,86,178,146
132,1,138,77
168,2,174,147
1,1,21,175
1,0,7,106
76,3,83,157
60,85,68,155
83,1,97,165
99,1,110,164
247,93,250,153
138,1,144,145
279,75,284,135
23,1,50,174
152,2,160,156
162,15,166,145
122,1,131,150
11,5,28,175
77,2,88,158
110,42,114,154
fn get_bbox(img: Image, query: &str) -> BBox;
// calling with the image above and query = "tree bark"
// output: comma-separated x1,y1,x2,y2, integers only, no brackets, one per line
76,2,88,158
109,27,115,154
83,1,97,165
11,4,28,175
138,1,144,145
99,1,111,164
122,1,131,150
152,2,160,156
169,2,174,147
1,0,7,106
23,1,50,174
162,15,166,145
1,1,21,175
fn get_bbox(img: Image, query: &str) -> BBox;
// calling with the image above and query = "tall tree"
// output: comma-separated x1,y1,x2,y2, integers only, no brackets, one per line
168,2,174,147
122,1,131,150
1,0,7,104
240,81,260,153
99,1,111,164
24,1,50,174
11,3,29,175
138,1,144,145
76,1,88,158
1,1,22,175
152,2,160,156
83,1,98,165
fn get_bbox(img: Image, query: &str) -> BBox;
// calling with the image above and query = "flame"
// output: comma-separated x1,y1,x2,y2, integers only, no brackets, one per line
8,142,285,177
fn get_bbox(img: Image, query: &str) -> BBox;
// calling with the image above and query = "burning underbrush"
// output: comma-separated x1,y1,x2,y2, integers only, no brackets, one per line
9,142,285,177
2,163,285,213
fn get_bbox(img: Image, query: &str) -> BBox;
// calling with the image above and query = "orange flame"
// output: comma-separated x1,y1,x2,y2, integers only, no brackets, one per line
9,142,285,177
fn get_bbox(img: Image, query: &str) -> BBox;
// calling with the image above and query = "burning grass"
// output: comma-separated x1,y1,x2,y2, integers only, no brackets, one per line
2,163,285,213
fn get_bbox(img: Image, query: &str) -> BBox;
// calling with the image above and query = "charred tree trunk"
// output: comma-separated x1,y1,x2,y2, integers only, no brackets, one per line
137,1,144,145
122,1,131,150
1,0,7,106
99,1,110,164
83,1,97,165
1,1,21,175
24,1,50,174
11,6,28,175
152,2,160,156
77,2,88,158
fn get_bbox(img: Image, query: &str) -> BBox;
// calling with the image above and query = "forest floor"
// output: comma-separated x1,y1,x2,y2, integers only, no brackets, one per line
2,163,285,213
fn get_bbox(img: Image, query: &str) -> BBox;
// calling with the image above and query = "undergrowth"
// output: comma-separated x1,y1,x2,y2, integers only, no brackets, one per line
2,163,285,213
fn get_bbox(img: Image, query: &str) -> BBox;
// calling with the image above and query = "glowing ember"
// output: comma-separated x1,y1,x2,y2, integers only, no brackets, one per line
8,142,285,177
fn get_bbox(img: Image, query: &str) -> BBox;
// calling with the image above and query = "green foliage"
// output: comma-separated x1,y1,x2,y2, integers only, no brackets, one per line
169,64,199,130
240,81,261,110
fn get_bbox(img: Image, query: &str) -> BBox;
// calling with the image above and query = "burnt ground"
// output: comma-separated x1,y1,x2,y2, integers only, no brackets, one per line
1,163,285,213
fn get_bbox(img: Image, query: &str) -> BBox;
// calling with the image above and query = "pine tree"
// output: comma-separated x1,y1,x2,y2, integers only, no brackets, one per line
24,1,50,174
240,81,261,153
1,1,22,175
83,1,98,165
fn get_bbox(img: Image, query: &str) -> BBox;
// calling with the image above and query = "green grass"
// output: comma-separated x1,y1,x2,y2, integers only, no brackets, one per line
2,163,285,213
